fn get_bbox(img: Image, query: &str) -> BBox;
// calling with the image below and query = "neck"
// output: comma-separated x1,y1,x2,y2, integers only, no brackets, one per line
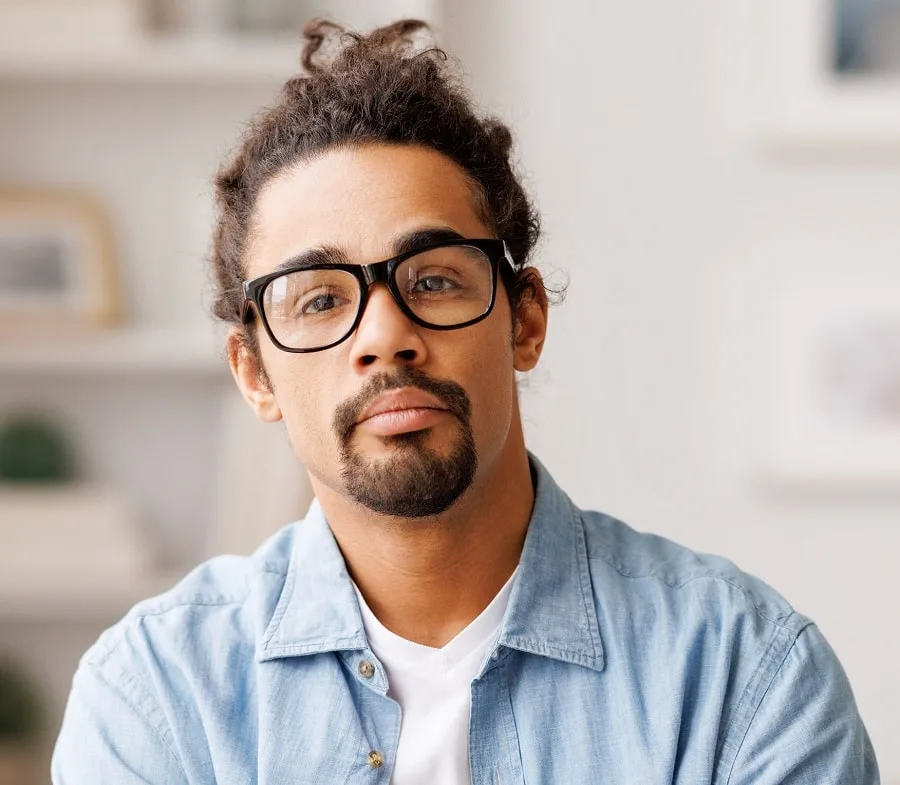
310,429,534,648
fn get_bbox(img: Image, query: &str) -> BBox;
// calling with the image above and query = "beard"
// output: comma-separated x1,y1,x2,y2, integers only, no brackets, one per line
333,367,477,518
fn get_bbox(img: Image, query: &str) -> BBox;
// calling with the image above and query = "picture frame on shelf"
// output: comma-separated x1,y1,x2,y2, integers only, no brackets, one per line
725,0,900,147
0,189,122,331
834,0,900,74
756,271,900,490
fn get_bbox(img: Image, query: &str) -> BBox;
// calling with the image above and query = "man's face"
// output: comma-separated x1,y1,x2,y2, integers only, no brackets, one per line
231,143,544,518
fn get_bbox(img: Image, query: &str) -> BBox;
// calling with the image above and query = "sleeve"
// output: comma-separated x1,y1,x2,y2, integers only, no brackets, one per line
51,660,188,785
727,624,880,785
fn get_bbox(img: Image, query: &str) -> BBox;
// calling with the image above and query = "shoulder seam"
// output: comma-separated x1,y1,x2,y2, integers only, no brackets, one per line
85,596,250,668
586,553,795,628
86,567,290,666
132,596,248,617
123,565,292,625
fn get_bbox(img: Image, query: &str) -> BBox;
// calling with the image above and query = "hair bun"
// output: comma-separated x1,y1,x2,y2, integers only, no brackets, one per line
301,18,435,74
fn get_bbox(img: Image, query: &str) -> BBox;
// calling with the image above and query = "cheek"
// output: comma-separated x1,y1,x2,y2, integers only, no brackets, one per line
263,349,339,459
462,333,517,447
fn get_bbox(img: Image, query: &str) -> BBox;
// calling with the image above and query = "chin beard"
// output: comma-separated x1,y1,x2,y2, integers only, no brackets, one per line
340,428,477,518
333,367,477,518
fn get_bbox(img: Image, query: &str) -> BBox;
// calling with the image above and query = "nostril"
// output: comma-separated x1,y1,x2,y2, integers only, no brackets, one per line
360,355,377,367
396,349,416,361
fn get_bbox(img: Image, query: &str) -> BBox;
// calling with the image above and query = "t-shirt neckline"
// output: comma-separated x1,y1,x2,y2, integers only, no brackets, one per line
353,567,518,674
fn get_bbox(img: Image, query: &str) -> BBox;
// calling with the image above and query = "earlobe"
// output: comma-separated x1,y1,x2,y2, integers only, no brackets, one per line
512,270,549,373
226,328,283,423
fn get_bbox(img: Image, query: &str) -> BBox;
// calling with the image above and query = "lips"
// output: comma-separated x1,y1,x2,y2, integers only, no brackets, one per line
333,369,471,446
357,388,450,425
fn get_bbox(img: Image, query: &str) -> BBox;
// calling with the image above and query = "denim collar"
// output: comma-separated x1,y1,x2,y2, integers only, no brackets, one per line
258,454,605,673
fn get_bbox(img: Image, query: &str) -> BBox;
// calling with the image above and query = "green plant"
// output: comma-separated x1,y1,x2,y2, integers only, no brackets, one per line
0,657,43,742
0,415,71,483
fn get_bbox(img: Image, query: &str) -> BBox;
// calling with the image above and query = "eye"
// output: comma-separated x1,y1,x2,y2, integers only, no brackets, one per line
293,285,354,316
410,274,462,294
301,292,340,314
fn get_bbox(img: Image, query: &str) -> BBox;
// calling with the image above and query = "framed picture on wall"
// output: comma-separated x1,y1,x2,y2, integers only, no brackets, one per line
0,189,122,330
758,273,900,489
726,0,900,147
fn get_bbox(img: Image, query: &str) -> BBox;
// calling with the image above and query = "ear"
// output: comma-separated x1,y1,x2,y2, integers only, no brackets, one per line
226,327,283,423
512,268,548,373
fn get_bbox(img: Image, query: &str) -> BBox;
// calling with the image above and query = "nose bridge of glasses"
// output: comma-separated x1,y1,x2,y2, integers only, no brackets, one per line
358,259,410,319
355,260,411,328
359,259,393,288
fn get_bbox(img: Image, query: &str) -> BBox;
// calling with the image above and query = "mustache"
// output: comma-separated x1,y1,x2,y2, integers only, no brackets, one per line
333,367,471,445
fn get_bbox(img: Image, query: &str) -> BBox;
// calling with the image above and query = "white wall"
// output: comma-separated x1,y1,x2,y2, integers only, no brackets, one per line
446,0,899,777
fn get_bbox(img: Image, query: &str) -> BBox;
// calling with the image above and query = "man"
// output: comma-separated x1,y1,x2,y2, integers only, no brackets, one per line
53,19,879,784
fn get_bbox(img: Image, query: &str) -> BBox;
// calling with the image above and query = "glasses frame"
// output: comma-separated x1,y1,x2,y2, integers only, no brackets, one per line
242,238,516,354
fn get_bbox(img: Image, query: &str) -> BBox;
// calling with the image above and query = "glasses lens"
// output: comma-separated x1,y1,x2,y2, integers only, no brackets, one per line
262,268,360,350
397,245,494,327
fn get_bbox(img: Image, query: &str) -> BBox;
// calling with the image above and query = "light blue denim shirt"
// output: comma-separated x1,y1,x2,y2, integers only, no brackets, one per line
52,456,879,784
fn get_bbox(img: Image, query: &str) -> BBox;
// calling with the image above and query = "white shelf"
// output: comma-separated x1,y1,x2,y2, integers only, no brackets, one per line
0,571,184,622
0,326,228,375
0,484,184,621
0,35,302,83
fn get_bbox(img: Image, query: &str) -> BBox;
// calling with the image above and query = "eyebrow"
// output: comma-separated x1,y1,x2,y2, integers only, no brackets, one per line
271,226,469,273
393,227,467,256
272,246,350,273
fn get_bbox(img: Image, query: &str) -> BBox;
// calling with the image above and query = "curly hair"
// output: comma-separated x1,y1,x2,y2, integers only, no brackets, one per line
210,18,544,352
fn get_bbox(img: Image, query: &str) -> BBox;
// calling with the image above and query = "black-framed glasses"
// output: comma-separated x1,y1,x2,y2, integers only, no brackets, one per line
242,238,515,354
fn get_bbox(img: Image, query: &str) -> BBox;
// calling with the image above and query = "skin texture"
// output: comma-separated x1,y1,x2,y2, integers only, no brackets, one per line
228,143,548,647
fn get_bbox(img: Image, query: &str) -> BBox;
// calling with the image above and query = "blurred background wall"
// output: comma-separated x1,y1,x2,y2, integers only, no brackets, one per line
0,0,897,781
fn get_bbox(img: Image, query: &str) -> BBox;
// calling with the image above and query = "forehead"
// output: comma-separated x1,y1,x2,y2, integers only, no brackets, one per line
248,144,491,277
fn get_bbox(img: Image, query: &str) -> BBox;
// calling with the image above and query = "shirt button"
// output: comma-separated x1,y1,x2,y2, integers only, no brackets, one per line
367,750,385,769
358,660,375,679
491,649,500,660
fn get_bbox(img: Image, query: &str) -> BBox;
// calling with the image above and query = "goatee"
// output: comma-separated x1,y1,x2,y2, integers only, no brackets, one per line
333,367,477,518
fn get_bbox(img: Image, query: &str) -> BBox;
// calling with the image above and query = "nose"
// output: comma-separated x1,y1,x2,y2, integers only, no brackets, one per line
348,283,429,370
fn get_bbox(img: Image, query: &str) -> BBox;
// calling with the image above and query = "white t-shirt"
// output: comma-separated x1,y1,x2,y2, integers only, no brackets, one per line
354,570,517,785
